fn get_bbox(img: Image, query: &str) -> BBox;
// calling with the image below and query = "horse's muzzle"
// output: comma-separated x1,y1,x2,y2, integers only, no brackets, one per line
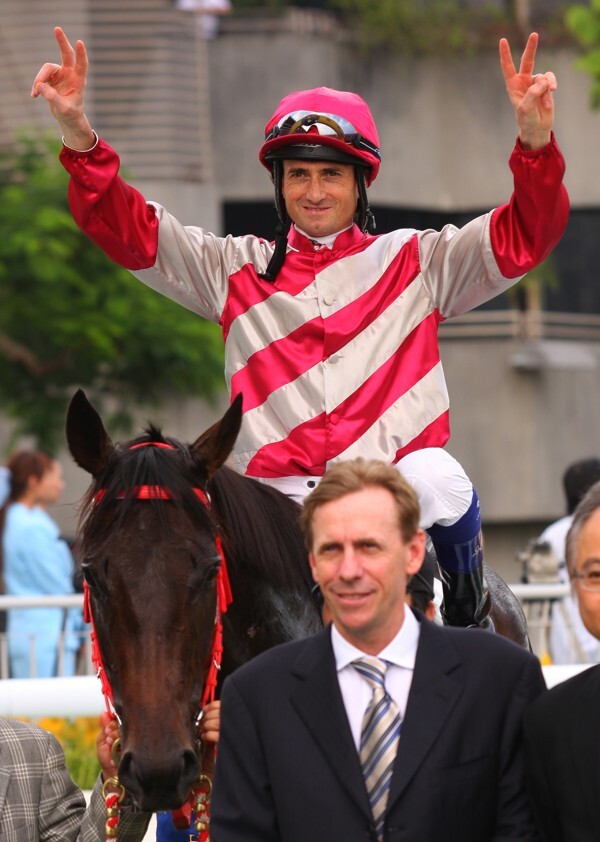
118,747,200,811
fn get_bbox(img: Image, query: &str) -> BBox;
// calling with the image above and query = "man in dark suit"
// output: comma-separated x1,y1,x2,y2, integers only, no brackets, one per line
523,481,600,842
211,457,544,842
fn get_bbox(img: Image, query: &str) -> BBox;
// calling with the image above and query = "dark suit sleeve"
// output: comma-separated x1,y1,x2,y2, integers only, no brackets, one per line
522,705,562,842
211,675,280,842
494,653,546,841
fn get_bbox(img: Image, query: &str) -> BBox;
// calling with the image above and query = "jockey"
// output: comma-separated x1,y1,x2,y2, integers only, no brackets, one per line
32,28,569,629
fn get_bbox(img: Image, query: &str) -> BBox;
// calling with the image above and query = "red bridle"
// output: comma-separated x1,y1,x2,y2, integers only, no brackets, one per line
85,442,233,716
87,440,229,840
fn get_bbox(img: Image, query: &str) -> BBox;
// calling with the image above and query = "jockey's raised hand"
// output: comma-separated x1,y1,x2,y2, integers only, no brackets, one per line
31,26,96,151
500,31,556,151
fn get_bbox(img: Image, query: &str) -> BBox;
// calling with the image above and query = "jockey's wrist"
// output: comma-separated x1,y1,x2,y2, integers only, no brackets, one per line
61,129,98,153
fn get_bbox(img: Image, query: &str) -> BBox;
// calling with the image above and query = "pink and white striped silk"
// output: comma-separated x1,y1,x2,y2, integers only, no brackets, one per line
60,136,568,481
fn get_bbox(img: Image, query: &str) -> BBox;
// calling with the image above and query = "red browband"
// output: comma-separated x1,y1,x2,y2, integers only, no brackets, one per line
129,441,176,450
94,439,209,505
93,486,209,504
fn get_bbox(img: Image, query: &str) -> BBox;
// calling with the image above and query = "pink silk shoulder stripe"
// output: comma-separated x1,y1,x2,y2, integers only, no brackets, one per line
393,410,451,461
61,139,159,270
246,412,328,478
490,137,568,280
322,313,443,461
245,403,450,480
230,238,421,413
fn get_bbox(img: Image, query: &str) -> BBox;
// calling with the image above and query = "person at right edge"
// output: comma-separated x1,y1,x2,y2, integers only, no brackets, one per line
524,480,600,841
32,28,569,630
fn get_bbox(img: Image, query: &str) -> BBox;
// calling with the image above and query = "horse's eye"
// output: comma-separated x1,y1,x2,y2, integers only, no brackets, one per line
82,564,100,591
192,557,220,591
205,559,220,583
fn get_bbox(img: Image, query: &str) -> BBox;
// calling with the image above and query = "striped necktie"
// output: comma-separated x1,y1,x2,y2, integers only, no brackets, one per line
352,657,402,842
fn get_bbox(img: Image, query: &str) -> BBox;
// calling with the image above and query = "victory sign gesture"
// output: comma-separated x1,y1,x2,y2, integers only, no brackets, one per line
31,26,96,150
500,32,556,150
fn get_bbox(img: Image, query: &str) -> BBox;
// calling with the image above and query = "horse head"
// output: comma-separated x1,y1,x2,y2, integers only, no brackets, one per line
66,389,243,811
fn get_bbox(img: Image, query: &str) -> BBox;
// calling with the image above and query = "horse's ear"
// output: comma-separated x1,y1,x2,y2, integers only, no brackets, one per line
191,393,243,478
66,389,115,477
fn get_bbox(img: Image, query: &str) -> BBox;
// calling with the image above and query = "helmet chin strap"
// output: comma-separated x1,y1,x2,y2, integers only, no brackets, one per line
259,161,375,284
258,220,289,283
356,167,376,234
259,160,289,283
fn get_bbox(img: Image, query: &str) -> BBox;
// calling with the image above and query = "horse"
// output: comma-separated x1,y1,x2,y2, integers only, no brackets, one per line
66,389,322,812
483,562,528,646
66,389,529,814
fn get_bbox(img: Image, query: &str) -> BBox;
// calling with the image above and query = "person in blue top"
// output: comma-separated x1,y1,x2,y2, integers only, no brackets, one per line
0,450,83,678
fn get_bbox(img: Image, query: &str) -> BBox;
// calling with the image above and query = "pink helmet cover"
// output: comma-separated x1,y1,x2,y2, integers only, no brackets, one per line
260,86,381,184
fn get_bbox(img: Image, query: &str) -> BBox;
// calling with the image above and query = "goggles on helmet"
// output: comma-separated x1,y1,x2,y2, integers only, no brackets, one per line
260,88,381,184
264,110,381,161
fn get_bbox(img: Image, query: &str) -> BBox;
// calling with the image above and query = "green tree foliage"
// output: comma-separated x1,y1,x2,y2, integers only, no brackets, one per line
0,135,225,452
329,0,507,54
233,0,287,8
566,0,600,106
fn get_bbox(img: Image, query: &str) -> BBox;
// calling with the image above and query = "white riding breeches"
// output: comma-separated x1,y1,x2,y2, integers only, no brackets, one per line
255,447,474,530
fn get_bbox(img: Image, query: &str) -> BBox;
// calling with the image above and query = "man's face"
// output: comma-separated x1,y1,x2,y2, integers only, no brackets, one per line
34,461,65,507
309,487,425,654
281,159,358,238
573,508,600,640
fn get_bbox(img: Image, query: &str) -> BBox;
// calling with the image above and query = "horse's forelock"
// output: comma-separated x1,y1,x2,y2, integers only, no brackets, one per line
76,432,213,556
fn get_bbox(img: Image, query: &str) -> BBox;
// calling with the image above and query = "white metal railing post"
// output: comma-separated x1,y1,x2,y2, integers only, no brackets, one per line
0,635,9,680
0,594,92,679
0,587,591,683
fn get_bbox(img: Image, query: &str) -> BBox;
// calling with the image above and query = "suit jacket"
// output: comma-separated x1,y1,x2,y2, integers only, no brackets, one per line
0,718,149,842
211,613,545,842
523,663,600,842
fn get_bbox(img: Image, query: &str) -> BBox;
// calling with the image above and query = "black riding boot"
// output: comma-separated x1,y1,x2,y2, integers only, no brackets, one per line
431,529,494,630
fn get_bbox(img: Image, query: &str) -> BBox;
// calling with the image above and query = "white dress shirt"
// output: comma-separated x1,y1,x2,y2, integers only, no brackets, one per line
331,610,421,749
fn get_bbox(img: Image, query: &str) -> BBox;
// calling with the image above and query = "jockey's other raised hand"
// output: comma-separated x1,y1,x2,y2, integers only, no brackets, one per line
31,26,96,151
499,32,556,151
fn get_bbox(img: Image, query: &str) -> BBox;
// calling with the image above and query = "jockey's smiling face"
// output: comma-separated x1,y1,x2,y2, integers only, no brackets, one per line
282,159,358,239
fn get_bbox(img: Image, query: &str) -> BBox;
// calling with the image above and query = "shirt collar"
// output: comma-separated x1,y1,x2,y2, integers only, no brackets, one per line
287,224,365,253
331,608,421,673
294,224,353,248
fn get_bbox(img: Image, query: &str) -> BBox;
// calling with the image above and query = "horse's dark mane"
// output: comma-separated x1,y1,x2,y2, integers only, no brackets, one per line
76,426,313,594
208,466,314,593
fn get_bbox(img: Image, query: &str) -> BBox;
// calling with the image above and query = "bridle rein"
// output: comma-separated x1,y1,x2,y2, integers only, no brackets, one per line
85,440,232,841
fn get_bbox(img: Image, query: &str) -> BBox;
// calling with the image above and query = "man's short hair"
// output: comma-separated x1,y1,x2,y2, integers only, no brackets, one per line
563,458,600,514
299,457,420,550
565,480,600,576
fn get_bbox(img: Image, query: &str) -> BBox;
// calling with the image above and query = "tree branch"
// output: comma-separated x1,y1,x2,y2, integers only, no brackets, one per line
0,330,71,376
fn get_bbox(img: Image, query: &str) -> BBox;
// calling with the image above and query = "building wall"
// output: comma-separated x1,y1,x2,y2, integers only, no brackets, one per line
5,2,600,210
2,1,600,581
